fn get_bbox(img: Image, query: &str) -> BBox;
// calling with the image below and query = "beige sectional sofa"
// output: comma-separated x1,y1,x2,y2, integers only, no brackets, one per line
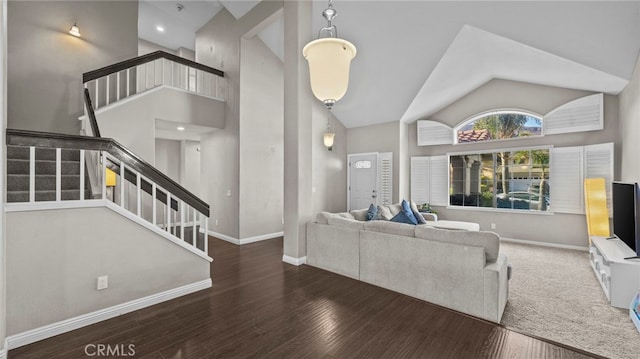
306,207,509,323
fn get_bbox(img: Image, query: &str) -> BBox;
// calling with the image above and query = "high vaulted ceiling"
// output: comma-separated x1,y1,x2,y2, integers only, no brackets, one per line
140,1,640,129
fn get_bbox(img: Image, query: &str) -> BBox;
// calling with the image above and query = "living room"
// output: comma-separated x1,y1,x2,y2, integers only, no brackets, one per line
2,1,640,358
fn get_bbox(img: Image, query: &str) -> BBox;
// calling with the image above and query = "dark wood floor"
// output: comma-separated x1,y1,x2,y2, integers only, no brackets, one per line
9,237,601,359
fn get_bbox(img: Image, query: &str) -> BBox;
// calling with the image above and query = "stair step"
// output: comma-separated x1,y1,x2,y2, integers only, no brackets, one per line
7,174,84,191
7,189,92,203
7,146,82,161
7,159,81,175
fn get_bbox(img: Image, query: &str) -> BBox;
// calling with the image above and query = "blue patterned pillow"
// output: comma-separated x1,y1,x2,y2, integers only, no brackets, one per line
401,200,419,224
390,210,418,225
366,203,378,221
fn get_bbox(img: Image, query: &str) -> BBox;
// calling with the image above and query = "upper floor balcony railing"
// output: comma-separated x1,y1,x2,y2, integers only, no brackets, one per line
83,50,226,110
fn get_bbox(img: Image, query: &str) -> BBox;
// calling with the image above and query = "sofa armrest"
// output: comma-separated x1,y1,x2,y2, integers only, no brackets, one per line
483,254,509,322
420,212,438,221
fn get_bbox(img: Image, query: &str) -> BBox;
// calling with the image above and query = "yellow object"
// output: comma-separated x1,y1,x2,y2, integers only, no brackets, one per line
584,178,610,242
105,168,117,187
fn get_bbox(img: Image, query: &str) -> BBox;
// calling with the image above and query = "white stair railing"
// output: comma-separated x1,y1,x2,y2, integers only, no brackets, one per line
5,135,209,257
83,51,226,110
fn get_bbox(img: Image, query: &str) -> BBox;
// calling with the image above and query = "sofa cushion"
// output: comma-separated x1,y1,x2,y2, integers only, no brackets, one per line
350,208,368,221
410,201,428,224
364,220,416,237
390,209,417,225
387,203,403,216
366,203,378,221
337,212,355,220
316,211,334,224
414,225,499,263
375,205,393,220
328,216,366,230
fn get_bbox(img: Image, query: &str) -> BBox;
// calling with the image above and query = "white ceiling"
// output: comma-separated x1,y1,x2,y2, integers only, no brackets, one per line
140,1,640,129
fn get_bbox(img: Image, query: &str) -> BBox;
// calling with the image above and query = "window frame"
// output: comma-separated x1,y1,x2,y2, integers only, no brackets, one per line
446,145,553,214
454,108,545,145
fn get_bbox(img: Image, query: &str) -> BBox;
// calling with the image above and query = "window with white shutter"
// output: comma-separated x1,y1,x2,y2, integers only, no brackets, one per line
417,120,454,146
584,143,614,216
410,155,448,207
544,93,603,135
550,146,584,214
377,152,393,205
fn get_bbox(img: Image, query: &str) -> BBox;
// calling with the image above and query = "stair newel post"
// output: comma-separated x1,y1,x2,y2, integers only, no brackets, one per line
79,150,85,201
120,162,126,209
136,172,141,217
166,192,171,233
29,146,35,203
55,148,61,202
180,200,185,240
161,59,165,86
152,183,157,226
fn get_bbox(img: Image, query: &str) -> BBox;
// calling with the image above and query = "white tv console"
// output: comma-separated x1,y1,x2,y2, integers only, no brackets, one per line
589,236,640,308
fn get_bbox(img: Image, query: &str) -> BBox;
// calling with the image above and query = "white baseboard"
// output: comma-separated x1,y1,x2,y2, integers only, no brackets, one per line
501,237,589,251
208,230,283,245
283,255,307,266
6,279,212,350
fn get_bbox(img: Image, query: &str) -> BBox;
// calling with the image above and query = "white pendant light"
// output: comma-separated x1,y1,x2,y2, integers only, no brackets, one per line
69,23,81,37
303,0,356,110
323,116,335,151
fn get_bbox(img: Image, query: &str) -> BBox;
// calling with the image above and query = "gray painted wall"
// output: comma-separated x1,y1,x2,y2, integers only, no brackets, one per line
155,139,181,183
7,1,138,135
347,121,401,204
238,36,284,239
6,207,210,335
196,2,283,240
182,140,201,197
94,87,225,163
619,54,640,183
407,79,619,247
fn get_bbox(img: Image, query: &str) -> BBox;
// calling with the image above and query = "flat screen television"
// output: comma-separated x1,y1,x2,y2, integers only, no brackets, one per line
612,181,640,259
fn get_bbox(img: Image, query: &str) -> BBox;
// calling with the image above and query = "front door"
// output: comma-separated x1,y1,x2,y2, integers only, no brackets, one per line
348,153,378,210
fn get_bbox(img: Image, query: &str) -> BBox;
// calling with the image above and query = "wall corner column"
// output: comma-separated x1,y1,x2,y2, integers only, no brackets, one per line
283,0,313,264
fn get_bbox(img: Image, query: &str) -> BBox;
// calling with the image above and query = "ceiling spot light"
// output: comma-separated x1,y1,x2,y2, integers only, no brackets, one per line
303,0,356,110
177,126,185,131
156,25,165,33
69,23,81,37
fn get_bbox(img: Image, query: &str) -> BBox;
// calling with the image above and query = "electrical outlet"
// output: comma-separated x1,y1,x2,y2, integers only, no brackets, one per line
281,217,284,225
490,223,496,230
226,190,231,197
215,219,219,226
97,275,108,290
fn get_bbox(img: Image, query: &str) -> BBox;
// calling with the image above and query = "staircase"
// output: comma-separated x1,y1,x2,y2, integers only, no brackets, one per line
6,146,92,202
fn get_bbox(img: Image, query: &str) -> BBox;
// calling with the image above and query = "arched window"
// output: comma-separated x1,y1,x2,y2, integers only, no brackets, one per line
455,110,543,144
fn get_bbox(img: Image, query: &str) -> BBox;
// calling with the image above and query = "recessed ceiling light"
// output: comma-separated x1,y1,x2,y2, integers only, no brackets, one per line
177,126,185,131
156,25,165,33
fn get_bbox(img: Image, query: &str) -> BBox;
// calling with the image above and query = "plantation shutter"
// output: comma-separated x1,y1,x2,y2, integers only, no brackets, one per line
377,152,393,205
550,146,584,214
411,157,430,204
417,120,454,146
584,142,614,217
544,93,603,135
429,156,449,206
410,155,448,207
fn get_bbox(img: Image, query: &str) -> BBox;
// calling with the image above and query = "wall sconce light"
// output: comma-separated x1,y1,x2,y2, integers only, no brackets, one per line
323,117,335,151
69,23,81,37
303,0,356,110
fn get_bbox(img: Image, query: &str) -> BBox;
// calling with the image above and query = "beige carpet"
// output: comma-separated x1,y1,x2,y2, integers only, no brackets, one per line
500,241,639,359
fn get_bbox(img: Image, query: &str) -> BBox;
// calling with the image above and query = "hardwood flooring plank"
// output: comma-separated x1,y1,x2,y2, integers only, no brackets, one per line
8,236,601,359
